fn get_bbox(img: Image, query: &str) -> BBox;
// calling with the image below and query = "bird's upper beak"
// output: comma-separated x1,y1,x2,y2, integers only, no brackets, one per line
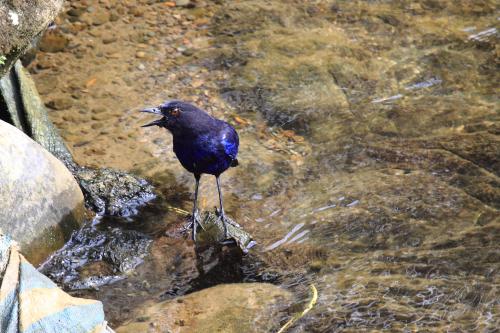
140,107,165,127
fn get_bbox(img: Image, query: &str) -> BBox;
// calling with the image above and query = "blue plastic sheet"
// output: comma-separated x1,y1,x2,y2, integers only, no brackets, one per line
0,235,113,333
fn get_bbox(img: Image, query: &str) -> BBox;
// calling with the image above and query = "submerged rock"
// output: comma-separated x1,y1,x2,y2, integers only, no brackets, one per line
0,121,84,264
38,29,69,53
115,283,292,333
40,221,152,290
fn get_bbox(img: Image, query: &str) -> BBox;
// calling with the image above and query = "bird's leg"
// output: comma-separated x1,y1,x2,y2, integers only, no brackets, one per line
215,176,240,240
191,174,201,243
215,176,229,239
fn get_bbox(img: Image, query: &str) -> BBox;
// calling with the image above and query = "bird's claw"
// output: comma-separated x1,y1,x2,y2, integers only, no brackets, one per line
216,208,240,227
185,218,205,232
185,210,205,243
216,212,238,240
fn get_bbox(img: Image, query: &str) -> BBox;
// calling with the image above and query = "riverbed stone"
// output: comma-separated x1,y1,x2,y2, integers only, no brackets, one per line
0,121,85,264
115,283,292,333
39,30,69,53
46,96,73,110
175,0,192,7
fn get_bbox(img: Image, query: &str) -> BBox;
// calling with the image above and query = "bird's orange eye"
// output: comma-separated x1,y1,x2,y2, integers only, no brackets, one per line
171,108,181,117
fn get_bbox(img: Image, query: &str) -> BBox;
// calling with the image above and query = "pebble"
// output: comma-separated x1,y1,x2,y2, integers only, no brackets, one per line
93,107,107,114
67,8,84,17
175,0,191,7
129,7,145,17
91,9,110,25
36,57,54,70
191,79,203,88
102,35,117,44
165,17,176,26
182,48,194,56
46,97,73,110
39,31,69,53
109,11,120,22
135,51,146,58
89,30,102,37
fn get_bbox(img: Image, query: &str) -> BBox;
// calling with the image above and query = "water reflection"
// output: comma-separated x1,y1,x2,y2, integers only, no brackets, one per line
265,222,307,251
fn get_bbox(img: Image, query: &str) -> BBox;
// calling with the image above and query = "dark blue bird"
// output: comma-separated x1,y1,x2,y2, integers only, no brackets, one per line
141,101,239,242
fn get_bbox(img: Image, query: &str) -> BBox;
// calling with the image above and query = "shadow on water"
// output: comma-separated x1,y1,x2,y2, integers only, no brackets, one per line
41,172,280,327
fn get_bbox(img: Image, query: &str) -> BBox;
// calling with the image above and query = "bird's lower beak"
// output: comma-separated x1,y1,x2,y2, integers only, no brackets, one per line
141,118,166,127
140,107,165,127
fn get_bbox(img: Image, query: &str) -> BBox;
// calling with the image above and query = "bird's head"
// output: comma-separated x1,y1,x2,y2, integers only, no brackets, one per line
141,100,206,133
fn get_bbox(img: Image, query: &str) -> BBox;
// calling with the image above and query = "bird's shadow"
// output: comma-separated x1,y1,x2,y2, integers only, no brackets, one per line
193,243,246,288
159,239,280,301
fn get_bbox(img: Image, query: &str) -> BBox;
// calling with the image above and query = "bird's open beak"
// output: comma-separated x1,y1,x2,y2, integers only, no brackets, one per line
140,107,165,127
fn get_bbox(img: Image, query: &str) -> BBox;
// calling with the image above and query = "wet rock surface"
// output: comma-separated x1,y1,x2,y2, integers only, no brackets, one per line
27,0,499,331
40,220,152,290
0,121,84,265
76,167,155,217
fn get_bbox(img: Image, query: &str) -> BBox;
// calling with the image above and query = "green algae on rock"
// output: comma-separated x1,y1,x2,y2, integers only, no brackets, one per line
1,61,76,167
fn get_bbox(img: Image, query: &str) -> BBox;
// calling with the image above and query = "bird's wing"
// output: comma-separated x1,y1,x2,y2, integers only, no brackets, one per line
221,125,239,160
187,124,239,173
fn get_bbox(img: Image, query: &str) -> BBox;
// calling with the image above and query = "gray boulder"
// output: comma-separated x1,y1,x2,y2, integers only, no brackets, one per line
0,120,85,264
0,0,64,77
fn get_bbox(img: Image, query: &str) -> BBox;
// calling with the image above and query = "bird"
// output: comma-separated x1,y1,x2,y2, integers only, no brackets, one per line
140,101,239,243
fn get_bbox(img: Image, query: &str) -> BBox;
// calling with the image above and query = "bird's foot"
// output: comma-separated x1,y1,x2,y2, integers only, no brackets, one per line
215,208,240,228
184,210,205,243
216,210,239,240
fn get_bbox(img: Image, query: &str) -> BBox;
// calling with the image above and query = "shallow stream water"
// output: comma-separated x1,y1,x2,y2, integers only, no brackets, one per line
30,0,498,331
